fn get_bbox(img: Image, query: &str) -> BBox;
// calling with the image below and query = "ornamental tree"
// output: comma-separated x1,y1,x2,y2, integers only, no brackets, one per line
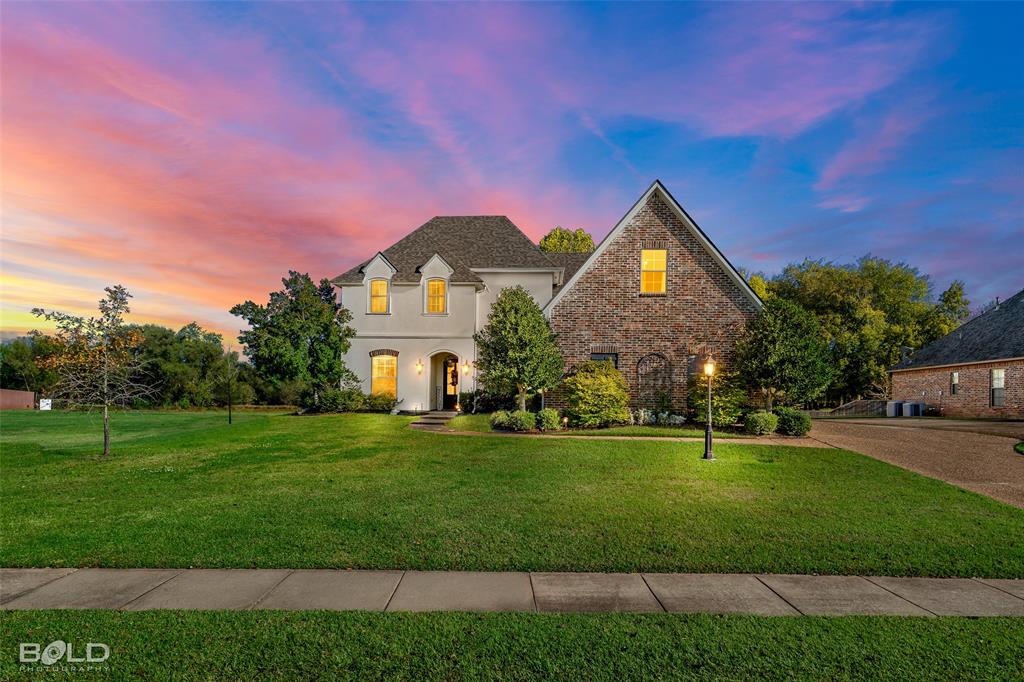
32,285,156,457
230,271,356,402
539,226,595,253
735,297,833,411
474,286,564,411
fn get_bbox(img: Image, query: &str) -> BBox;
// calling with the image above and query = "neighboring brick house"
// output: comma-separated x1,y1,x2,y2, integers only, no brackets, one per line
333,180,760,412
890,288,1024,418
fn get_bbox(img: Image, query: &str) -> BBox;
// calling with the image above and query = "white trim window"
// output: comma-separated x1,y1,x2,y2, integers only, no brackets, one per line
991,368,1005,407
425,278,447,314
371,354,397,397
368,279,390,314
950,371,959,395
640,248,667,294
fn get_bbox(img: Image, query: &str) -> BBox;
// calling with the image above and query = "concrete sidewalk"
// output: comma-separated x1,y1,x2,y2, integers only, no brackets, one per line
3,569,1022,616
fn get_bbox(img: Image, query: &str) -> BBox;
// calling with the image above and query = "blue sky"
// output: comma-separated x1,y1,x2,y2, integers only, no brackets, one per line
2,1,1021,336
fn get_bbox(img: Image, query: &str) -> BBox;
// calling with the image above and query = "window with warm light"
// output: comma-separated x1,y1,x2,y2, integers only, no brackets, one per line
369,279,389,314
640,249,667,294
426,278,447,314
371,355,397,397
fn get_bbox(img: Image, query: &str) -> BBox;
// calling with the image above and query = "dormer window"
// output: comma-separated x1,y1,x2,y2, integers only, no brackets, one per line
640,249,667,294
369,278,389,314
426,278,447,314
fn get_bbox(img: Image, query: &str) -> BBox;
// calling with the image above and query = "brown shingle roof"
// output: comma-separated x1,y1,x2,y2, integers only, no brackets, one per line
333,216,555,285
893,287,1024,370
544,252,592,293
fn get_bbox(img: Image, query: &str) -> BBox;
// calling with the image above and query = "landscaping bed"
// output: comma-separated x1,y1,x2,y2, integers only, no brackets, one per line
449,412,742,438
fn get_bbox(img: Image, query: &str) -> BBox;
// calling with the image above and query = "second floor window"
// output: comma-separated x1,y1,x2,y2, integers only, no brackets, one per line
950,371,959,395
427,278,447,314
369,279,389,314
991,368,1005,407
640,249,667,294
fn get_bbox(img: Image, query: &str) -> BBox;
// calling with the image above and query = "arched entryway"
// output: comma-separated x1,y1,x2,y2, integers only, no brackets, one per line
429,351,461,410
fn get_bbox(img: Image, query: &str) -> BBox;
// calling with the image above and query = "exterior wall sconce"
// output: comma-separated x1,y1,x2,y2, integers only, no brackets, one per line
462,360,470,374
416,359,424,375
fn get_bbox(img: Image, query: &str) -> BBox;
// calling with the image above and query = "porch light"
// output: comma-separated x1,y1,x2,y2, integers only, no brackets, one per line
416,359,423,375
703,355,715,461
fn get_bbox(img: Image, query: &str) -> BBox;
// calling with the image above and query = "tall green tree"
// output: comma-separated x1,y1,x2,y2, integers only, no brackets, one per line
735,298,834,410
539,227,595,253
921,280,971,345
0,333,62,396
768,256,967,403
230,271,356,398
474,286,564,410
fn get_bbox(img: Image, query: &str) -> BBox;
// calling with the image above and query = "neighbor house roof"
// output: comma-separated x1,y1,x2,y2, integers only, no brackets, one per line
892,287,1024,371
333,216,555,285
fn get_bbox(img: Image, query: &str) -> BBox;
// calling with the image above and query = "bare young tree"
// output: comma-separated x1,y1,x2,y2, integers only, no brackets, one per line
33,285,156,457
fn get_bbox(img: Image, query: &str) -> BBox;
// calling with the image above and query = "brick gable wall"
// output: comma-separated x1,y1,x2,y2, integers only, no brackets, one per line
548,191,759,411
891,359,1024,418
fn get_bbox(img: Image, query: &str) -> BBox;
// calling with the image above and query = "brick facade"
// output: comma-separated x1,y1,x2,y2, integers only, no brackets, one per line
891,359,1024,418
548,191,760,411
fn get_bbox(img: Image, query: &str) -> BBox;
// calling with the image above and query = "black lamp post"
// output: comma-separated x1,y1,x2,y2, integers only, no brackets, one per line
703,356,715,460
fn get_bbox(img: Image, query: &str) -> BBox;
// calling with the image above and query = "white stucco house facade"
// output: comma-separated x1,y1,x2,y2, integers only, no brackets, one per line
333,215,572,412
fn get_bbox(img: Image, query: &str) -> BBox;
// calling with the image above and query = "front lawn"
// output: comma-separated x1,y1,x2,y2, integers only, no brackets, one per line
2,411,1022,576
2,611,1021,680
449,412,741,438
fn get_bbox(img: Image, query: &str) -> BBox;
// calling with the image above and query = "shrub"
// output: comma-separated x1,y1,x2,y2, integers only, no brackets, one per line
316,388,366,413
688,370,747,429
563,360,632,428
537,408,562,431
505,410,537,432
774,406,811,436
459,389,516,414
490,410,511,430
364,392,398,413
744,411,778,435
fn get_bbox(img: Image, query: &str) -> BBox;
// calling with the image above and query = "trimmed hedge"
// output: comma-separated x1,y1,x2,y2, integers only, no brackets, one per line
490,410,511,430
537,408,562,431
744,411,778,436
506,410,536,432
563,360,632,428
775,407,812,436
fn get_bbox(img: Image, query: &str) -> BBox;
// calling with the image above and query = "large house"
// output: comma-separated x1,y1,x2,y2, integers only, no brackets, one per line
333,180,762,413
891,288,1023,417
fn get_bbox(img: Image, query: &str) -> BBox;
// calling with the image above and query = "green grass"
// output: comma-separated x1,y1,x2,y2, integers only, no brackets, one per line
2,611,1022,680
2,411,1022,576
449,412,741,438
1015,441,1024,455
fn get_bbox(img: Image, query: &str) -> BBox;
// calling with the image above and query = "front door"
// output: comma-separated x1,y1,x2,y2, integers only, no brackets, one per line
443,358,459,410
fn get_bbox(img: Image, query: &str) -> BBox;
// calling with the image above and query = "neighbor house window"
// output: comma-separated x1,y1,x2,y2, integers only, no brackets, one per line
369,279,389,314
640,249,667,294
591,352,619,368
371,355,397,397
991,369,1005,407
950,371,959,395
426,278,447,314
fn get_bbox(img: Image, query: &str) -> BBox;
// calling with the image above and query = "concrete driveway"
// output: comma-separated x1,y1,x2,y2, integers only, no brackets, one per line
810,419,1024,508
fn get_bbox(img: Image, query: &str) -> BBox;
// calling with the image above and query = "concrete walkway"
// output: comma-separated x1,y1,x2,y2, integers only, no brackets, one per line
811,419,1024,508
3,569,1022,616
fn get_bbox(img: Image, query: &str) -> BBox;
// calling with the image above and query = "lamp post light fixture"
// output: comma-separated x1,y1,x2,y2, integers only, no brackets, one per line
703,357,715,460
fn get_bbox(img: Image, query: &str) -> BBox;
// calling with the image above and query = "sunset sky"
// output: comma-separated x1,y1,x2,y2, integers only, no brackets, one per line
2,1,1021,342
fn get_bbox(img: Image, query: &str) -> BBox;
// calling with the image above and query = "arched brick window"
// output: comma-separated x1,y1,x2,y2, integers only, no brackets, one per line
637,353,672,408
